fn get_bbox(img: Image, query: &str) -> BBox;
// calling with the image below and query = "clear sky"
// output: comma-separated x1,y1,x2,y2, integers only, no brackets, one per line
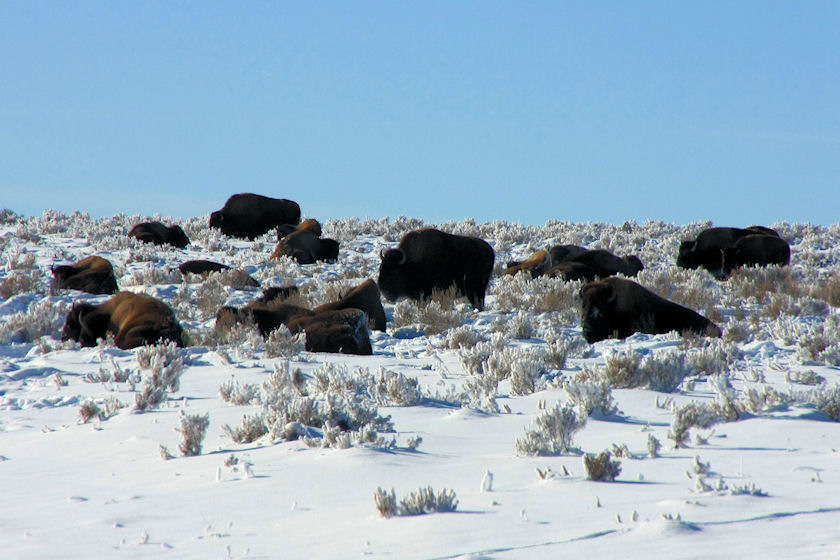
1,1,838,226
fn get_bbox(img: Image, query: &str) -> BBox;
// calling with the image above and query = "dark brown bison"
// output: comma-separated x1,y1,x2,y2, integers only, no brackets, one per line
314,279,387,331
215,301,372,355
128,222,190,248
506,250,552,278
545,261,597,283
62,292,184,349
378,228,495,310
270,229,340,264
51,256,118,295
549,244,587,263
177,260,260,288
258,285,300,303
677,226,780,275
566,250,644,278
209,193,301,239
720,234,791,279
579,277,722,344
287,308,372,355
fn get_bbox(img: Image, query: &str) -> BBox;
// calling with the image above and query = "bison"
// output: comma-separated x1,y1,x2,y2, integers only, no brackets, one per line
566,249,644,278
51,256,118,295
215,302,372,355
128,222,190,248
579,277,722,344
277,218,322,240
313,279,387,331
677,226,780,275
378,228,495,310
209,193,301,239
270,229,340,264
177,260,260,288
720,234,791,279
545,261,597,283
506,250,552,278
62,292,184,349
549,244,587,264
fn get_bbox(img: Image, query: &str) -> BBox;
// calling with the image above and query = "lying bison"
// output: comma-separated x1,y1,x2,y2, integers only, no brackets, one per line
177,260,260,288
62,292,184,349
51,256,118,295
567,249,643,278
378,228,494,310
128,222,190,248
277,218,322,240
677,226,780,275
721,234,791,279
313,279,386,332
579,277,722,343
216,303,372,355
506,250,552,278
209,193,301,239
215,279,385,354
549,244,587,264
270,226,339,264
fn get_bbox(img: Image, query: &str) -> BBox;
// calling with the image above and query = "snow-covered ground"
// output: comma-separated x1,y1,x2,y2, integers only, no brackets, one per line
2,210,840,559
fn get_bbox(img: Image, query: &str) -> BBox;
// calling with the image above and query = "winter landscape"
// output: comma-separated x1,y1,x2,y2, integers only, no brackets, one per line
2,208,840,559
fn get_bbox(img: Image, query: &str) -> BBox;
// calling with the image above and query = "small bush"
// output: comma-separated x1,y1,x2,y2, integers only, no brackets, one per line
375,486,459,518
565,380,618,417
177,412,210,456
583,450,622,481
515,403,586,456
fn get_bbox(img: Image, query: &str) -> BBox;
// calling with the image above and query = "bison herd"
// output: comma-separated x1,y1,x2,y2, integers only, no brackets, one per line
51,192,793,352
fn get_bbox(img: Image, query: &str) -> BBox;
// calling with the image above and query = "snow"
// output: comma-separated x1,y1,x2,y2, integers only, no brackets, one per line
1,212,840,559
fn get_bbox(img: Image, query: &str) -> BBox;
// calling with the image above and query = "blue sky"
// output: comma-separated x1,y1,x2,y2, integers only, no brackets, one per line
2,2,838,226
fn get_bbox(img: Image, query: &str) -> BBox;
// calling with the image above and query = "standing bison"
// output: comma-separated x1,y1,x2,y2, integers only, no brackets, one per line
51,256,118,295
378,228,494,310
677,226,780,276
128,222,190,248
209,193,301,239
721,234,791,279
62,292,184,349
579,277,722,343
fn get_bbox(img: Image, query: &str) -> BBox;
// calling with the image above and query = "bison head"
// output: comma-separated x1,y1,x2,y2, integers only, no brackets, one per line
623,255,644,276
377,248,408,302
208,210,225,230
676,241,699,269
579,281,618,344
167,225,190,248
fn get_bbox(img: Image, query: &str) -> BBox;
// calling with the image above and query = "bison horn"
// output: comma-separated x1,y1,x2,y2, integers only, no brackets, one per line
379,250,386,260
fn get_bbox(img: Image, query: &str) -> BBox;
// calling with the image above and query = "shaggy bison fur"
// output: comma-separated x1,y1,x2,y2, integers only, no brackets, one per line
677,226,780,275
378,228,494,310
579,277,722,343
51,256,118,295
209,193,301,240
62,292,184,349
721,234,791,279
128,222,190,248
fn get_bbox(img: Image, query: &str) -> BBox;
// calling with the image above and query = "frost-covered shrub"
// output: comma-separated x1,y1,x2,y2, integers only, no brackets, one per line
810,271,840,308
375,486,459,518
462,370,500,413
439,324,487,350
723,319,753,344
583,450,622,481
804,384,840,421
219,377,260,405
0,298,67,344
639,351,694,393
223,413,269,444
505,311,535,340
79,397,126,423
796,323,840,366
686,340,740,376
647,433,662,458
391,295,468,335
739,385,790,415
134,342,186,411
492,274,578,319
668,402,720,448
584,349,643,388
565,380,618,417
515,403,586,456
264,326,306,358
361,367,422,406
177,412,210,456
